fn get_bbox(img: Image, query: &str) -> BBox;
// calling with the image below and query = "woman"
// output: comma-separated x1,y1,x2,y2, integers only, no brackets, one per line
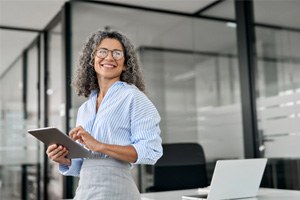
46,30,163,199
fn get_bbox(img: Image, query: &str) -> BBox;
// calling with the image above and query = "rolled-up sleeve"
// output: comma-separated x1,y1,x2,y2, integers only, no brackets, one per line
59,158,83,177
130,92,163,165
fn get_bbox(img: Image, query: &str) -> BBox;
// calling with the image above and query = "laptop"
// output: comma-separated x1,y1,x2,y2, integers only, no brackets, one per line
182,158,267,200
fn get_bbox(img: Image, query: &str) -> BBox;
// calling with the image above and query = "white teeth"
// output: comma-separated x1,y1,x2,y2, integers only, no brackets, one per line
102,64,114,68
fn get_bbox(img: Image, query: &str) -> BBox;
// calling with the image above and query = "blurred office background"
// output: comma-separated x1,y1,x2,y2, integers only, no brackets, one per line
1,0,300,199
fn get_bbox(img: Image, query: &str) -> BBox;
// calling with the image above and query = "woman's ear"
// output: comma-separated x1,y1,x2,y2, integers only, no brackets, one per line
123,65,127,71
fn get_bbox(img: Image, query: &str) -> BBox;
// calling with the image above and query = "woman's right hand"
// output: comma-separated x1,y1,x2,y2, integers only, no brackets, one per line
46,144,71,166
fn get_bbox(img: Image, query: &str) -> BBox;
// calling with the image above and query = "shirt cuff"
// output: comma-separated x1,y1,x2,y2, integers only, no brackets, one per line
132,143,162,165
59,158,83,177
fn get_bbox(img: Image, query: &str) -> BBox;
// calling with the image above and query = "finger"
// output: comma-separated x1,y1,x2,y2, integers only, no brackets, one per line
73,131,83,141
81,139,86,145
74,126,84,132
46,144,57,155
48,145,64,158
69,126,82,137
51,147,68,160
70,129,81,140
77,130,88,138
72,134,82,141
69,129,78,139
74,126,85,135
61,150,69,158
56,148,68,158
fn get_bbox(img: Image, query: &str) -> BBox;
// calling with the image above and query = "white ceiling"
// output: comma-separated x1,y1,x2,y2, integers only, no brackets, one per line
0,0,69,76
0,0,67,29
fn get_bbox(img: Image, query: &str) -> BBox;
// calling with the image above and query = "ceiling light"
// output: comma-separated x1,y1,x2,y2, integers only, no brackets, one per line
226,22,236,28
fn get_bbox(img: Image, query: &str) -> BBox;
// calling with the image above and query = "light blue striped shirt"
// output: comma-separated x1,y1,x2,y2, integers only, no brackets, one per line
59,81,163,176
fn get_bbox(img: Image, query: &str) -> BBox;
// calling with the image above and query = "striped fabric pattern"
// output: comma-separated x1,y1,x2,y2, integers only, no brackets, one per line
59,81,163,176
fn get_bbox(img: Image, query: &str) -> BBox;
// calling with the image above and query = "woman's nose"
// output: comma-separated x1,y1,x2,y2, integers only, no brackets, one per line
104,51,114,60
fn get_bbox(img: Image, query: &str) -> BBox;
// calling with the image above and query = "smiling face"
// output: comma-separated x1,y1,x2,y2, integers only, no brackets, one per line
93,38,126,84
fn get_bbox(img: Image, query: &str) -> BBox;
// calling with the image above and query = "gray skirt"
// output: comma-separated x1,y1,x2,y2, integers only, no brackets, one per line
74,158,141,200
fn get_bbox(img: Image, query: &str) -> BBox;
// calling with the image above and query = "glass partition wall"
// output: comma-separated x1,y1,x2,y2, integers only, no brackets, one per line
71,1,241,192
25,41,42,200
256,28,300,158
254,1,300,189
0,41,41,199
0,57,25,200
198,0,300,190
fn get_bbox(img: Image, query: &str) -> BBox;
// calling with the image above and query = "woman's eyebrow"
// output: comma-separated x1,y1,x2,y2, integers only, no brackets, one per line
97,47,123,51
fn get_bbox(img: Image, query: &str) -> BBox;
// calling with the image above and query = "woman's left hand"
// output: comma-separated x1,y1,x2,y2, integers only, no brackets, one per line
69,126,101,152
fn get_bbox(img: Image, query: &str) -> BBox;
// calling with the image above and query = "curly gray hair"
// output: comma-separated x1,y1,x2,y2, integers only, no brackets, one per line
72,30,145,97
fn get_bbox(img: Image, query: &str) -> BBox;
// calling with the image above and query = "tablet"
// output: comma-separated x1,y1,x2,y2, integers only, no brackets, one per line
28,127,93,159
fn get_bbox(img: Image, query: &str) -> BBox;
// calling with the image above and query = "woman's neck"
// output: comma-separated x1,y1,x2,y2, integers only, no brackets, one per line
97,78,120,98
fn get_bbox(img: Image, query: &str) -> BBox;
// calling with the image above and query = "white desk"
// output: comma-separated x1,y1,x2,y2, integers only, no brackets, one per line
141,188,300,200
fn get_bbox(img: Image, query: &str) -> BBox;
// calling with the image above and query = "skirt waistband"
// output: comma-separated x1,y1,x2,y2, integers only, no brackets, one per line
82,157,131,169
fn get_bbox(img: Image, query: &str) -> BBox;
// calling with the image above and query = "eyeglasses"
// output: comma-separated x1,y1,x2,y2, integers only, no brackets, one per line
95,48,124,60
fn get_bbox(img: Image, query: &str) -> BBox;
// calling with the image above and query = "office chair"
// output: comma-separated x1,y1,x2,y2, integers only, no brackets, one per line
146,143,208,192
